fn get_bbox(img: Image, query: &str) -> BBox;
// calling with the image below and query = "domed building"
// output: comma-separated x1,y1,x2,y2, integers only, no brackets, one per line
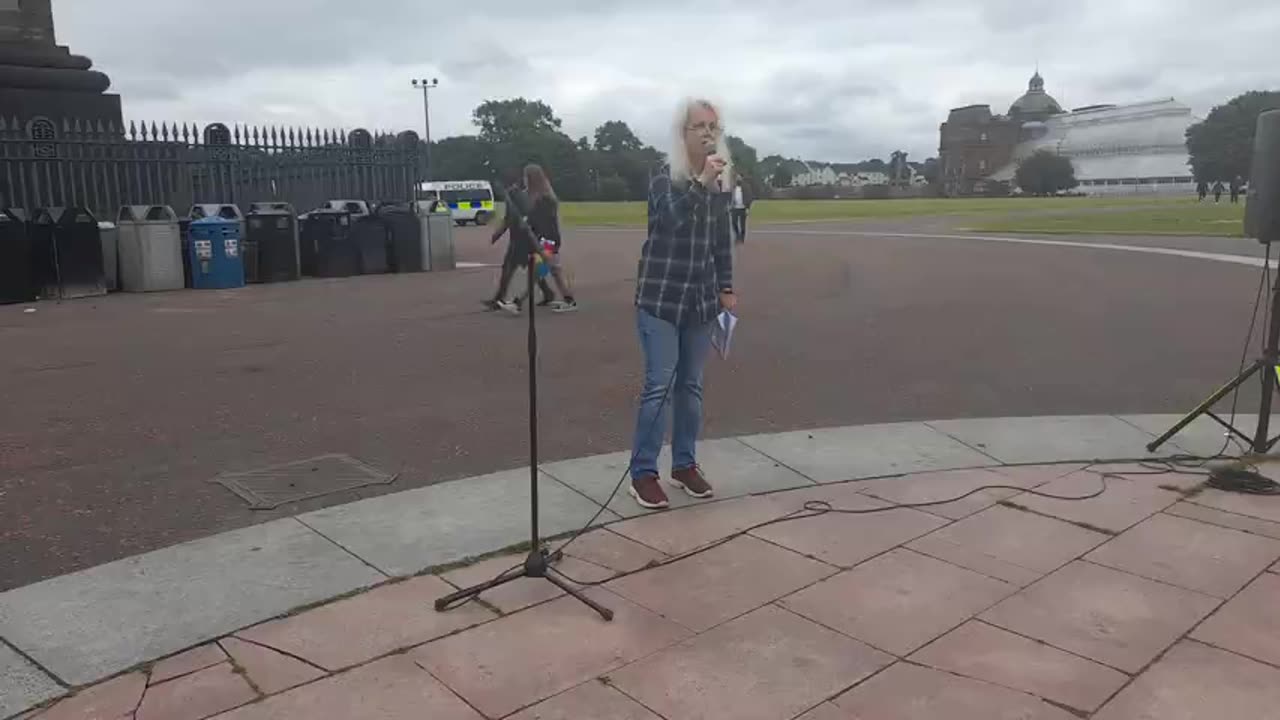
938,71,1199,196
1008,72,1064,121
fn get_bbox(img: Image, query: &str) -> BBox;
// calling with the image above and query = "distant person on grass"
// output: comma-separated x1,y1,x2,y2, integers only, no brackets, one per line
1213,180,1225,203
730,175,751,244
627,97,737,510
1197,180,1208,202
1231,175,1243,204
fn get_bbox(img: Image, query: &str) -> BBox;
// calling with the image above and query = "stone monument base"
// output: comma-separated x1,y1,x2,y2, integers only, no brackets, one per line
0,87,122,132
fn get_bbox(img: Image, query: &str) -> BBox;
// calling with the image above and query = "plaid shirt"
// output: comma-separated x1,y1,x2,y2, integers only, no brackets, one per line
635,173,734,327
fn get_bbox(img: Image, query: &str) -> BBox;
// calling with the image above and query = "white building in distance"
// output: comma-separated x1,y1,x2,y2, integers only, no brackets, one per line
990,98,1201,195
792,163,839,186
942,72,1202,196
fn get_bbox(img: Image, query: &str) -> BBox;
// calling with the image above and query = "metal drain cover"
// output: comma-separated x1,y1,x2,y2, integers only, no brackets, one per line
212,454,397,510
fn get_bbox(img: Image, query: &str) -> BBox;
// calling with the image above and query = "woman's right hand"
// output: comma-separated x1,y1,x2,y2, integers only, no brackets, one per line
698,154,727,188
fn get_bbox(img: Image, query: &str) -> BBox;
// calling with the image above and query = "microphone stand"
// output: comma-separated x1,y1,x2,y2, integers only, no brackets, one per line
1147,240,1280,454
434,183,614,621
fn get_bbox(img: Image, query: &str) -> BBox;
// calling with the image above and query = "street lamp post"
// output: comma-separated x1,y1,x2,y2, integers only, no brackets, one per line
411,78,438,181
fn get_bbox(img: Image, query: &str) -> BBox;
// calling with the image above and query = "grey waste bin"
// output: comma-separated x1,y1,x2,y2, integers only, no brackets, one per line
117,205,183,292
98,221,119,291
417,201,455,271
247,202,300,283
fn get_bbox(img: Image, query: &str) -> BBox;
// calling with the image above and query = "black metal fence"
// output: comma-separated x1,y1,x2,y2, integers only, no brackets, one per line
0,116,422,219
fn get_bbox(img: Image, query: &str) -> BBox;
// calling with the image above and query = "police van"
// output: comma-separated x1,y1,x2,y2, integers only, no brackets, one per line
418,180,495,226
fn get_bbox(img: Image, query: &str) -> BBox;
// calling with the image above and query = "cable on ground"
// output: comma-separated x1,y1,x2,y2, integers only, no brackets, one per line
550,460,1179,588
447,245,1280,608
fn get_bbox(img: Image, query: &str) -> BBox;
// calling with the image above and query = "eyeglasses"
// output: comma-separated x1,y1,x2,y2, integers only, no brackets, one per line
685,121,722,135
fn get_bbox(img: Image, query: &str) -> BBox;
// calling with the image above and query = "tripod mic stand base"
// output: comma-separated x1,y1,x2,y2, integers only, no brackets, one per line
1151,249,1280,457
433,547,615,621
1146,359,1278,454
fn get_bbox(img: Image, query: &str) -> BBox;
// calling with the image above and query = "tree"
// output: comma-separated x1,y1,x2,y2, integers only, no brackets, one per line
593,120,644,154
470,98,591,197
629,146,664,196
472,98,562,144
862,158,888,174
426,136,492,182
424,97,767,201
1186,90,1280,183
1015,150,1078,195
726,135,764,195
888,151,910,186
597,176,630,201
921,157,940,186
771,165,793,188
591,120,662,200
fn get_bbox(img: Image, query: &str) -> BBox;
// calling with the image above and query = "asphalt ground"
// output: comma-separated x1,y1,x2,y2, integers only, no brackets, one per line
0,217,1268,590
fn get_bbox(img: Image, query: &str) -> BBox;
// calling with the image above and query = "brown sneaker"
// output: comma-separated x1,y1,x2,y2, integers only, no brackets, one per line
629,474,670,509
670,465,714,499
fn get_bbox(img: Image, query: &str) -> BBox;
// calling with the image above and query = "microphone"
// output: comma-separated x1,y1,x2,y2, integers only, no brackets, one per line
701,139,724,188
705,141,727,191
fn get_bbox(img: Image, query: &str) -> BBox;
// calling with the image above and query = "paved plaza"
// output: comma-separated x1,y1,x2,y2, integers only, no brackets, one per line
7,430,1280,719
5,217,1280,719
0,219,1270,590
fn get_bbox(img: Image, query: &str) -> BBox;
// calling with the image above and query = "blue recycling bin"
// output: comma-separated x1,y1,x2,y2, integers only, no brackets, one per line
187,216,245,289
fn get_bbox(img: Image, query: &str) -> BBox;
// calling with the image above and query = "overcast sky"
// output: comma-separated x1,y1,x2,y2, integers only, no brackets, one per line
55,0,1279,162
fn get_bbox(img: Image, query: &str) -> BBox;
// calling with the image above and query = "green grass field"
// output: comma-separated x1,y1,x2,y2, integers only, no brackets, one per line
552,195,1225,232
967,200,1247,237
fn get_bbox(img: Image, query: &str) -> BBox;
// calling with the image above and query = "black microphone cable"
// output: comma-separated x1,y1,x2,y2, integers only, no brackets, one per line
549,463,1129,588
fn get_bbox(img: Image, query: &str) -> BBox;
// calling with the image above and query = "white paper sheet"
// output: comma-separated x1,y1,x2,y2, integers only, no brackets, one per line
711,311,738,359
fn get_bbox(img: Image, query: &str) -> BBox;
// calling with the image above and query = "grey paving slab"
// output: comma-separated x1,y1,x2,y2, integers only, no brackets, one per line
739,422,997,483
299,468,617,577
1118,414,1278,458
0,519,382,688
0,642,64,719
541,438,815,518
927,415,1163,465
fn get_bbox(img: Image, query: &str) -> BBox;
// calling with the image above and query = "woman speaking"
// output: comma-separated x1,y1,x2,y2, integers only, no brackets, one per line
628,98,737,509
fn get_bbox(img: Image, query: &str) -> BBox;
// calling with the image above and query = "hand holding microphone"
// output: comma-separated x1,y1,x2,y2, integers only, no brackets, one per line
698,152,726,189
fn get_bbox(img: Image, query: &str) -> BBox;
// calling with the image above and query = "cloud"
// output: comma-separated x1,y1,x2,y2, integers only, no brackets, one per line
53,0,1280,162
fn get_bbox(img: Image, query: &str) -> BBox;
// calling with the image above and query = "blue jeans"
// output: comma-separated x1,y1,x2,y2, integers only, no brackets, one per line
630,308,714,481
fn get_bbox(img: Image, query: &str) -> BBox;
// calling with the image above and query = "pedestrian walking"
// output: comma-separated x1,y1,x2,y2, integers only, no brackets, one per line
513,164,577,313
730,176,751,244
485,173,555,313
